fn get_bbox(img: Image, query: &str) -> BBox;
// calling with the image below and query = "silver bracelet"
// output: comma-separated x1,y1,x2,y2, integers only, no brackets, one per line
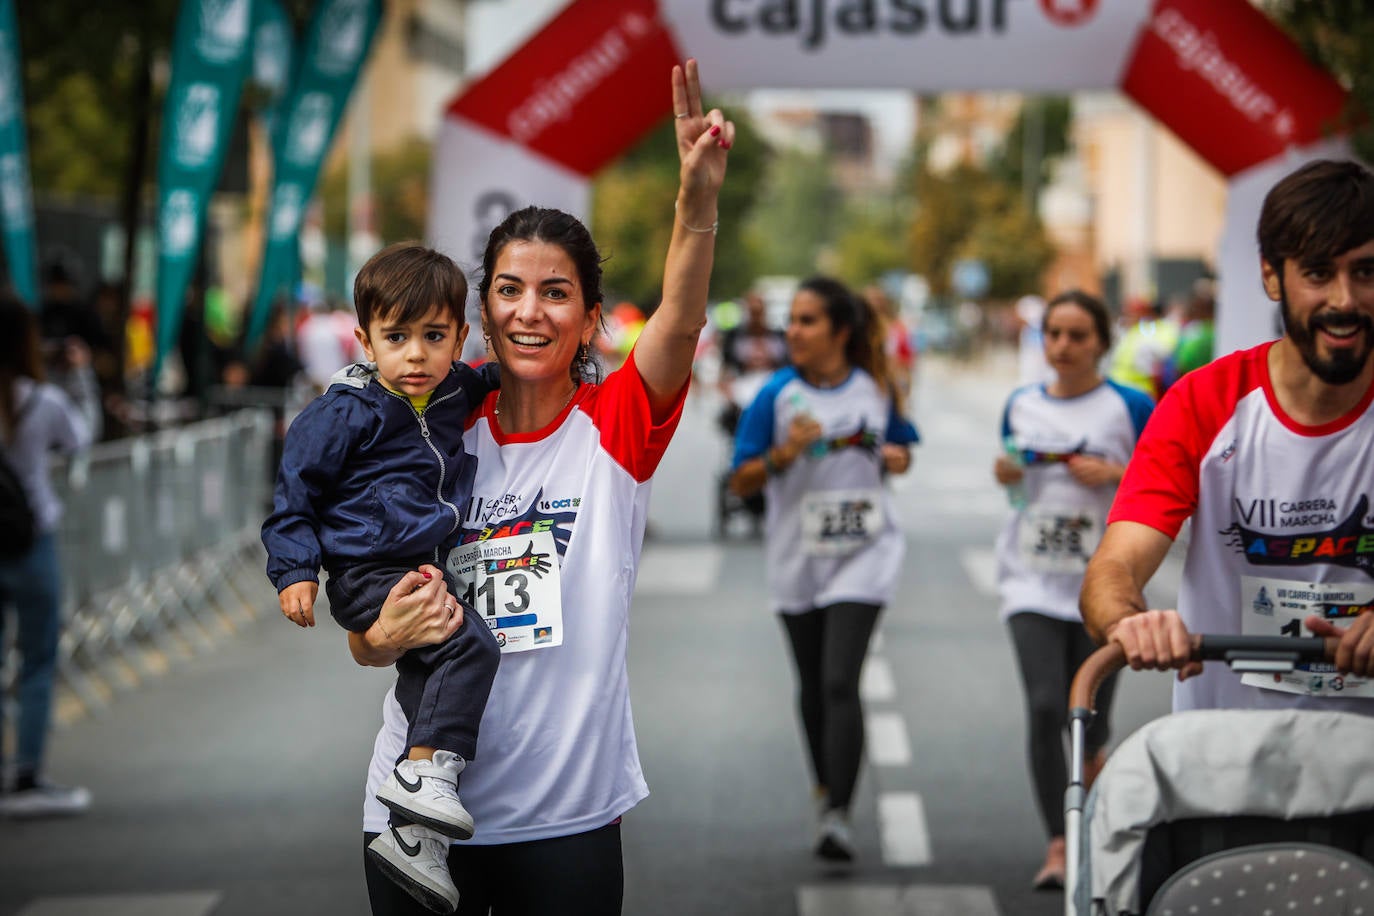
674,200,718,235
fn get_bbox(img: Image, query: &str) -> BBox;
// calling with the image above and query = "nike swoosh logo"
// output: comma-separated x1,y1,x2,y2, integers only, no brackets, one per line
391,825,423,857
394,768,423,793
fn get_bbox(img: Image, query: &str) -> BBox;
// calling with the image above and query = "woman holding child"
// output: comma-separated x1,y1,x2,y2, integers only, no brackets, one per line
349,60,733,915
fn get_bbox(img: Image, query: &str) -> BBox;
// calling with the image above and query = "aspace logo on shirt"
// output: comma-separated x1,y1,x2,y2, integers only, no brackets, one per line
1221,495,1374,578
460,488,578,556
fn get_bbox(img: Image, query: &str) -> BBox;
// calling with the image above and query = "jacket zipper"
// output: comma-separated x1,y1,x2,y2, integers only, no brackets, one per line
386,385,465,566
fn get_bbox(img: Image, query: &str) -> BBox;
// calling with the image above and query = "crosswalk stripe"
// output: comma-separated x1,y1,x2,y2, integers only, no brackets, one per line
861,656,896,702
17,893,222,916
866,711,912,766
798,883,1002,916
878,791,932,866
633,545,722,595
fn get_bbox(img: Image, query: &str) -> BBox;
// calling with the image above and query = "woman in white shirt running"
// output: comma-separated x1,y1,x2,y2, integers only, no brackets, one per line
992,289,1153,890
729,276,918,863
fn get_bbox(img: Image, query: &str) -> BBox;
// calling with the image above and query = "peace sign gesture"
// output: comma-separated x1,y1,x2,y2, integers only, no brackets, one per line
671,58,734,198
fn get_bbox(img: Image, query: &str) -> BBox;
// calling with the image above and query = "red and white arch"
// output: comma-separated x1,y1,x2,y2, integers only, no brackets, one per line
430,0,1350,356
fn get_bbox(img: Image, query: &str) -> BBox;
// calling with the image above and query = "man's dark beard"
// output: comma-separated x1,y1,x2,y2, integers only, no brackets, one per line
1279,292,1374,385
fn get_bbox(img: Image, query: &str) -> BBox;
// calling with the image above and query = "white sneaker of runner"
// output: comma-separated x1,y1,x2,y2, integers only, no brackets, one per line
815,808,856,863
0,780,92,819
367,823,459,914
376,750,474,839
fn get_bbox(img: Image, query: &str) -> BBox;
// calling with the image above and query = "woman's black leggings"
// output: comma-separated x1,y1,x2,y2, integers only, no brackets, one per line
779,601,883,813
364,822,623,915
1006,611,1117,838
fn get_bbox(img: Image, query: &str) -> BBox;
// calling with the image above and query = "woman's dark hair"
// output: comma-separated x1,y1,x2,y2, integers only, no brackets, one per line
1258,159,1374,273
0,292,44,441
1043,289,1112,351
797,275,904,413
477,206,606,381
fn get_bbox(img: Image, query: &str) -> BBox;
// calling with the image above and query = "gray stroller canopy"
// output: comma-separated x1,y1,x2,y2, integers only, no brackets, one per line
1078,708,1374,915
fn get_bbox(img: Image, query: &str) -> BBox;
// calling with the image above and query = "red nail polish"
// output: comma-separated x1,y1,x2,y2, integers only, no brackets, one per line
422,572,432,579
709,125,720,137
721,140,732,149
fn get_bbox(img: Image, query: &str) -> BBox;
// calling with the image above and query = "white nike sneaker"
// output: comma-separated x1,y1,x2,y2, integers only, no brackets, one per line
367,823,459,914
376,750,474,839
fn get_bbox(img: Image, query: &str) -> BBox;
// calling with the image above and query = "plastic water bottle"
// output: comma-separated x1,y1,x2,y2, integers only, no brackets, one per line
788,391,828,457
1002,436,1028,511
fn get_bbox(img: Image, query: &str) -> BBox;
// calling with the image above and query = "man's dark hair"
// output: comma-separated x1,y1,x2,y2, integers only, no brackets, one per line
353,242,468,331
1258,159,1374,271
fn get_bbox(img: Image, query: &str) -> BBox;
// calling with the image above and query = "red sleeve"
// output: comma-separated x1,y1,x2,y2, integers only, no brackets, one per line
1109,344,1268,538
580,348,688,483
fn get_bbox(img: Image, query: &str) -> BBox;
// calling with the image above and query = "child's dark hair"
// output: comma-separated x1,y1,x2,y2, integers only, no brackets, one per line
1258,159,1374,273
353,242,468,331
1043,289,1113,350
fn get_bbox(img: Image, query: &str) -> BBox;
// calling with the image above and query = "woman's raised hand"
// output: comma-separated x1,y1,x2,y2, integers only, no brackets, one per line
671,59,733,197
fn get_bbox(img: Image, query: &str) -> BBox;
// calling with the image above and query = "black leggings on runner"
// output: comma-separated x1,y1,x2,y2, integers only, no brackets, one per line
1007,611,1117,838
364,821,623,916
779,601,883,813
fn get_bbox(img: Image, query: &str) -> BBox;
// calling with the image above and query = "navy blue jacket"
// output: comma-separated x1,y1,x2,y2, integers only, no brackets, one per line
262,360,498,592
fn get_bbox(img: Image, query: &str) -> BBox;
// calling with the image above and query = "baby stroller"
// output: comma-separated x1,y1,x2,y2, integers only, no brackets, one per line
1066,635,1374,915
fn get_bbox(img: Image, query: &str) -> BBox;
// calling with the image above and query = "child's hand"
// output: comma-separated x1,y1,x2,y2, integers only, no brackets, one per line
279,581,318,628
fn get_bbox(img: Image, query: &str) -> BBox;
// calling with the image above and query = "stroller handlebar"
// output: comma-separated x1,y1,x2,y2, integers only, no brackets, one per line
1068,634,1341,715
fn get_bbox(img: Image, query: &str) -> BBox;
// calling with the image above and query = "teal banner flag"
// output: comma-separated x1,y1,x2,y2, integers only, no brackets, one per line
153,0,255,383
245,0,381,354
0,0,37,308
250,0,292,140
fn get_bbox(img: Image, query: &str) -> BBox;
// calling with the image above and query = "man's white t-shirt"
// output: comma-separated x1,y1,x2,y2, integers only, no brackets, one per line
362,352,686,843
1111,342,1374,713
996,380,1153,622
733,367,919,613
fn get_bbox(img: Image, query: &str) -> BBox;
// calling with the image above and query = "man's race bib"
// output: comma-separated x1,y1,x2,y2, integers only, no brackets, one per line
448,531,564,654
801,489,883,556
1239,575,1374,698
1017,507,1100,573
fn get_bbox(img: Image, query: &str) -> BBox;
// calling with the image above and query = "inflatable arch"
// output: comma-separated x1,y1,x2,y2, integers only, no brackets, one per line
428,0,1351,357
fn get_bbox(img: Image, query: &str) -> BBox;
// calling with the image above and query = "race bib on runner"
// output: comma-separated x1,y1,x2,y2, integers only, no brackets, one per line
1017,507,1100,574
1238,575,1374,698
801,489,883,556
447,531,564,654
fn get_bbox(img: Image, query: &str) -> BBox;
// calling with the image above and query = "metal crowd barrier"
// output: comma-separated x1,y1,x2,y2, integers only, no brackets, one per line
36,408,281,715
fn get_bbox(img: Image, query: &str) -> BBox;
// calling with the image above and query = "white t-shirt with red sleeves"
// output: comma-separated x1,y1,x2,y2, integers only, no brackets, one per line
1110,341,1374,713
362,351,686,844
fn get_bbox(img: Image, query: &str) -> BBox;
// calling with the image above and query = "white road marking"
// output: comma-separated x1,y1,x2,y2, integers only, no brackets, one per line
798,883,1003,916
960,547,1000,598
17,893,222,916
633,545,722,595
878,792,932,866
866,711,912,766
861,656,896,702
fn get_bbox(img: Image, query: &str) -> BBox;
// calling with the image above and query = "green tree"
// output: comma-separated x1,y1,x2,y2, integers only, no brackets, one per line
320,138,433,244
906,162,1055,299
742,147,838,278
1266,1,1374,161
832,195,910,289
591,101,767,306
989,95,1073,211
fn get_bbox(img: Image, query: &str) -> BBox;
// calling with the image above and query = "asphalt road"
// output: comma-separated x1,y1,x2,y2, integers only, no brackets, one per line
1,350,1179,916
